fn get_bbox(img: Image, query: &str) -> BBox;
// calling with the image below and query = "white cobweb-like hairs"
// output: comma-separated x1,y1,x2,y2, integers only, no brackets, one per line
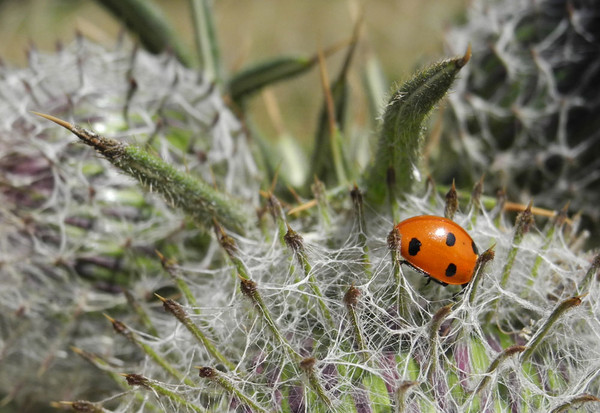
0,37,598,412
442,0,600,228
110,188,599,412
0,38,258,408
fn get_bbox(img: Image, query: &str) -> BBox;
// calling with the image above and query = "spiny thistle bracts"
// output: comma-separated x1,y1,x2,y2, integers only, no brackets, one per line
0,11,599,413
441,0,600,241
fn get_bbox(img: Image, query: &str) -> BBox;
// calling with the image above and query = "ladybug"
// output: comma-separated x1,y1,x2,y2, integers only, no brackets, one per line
395,215,479,286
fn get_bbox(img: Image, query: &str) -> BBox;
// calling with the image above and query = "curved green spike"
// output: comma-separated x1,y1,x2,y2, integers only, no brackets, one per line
95,0,192,66
364,47,471,206
228,55,316,103
33,113,248,234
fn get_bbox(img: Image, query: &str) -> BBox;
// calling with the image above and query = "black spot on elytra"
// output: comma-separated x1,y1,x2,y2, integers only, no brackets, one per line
408,238,421,256
446,232,456,247
445,263,457,277
472,241,479,255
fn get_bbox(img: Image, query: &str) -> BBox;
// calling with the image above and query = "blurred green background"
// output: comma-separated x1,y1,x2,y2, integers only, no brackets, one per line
0,0,467,147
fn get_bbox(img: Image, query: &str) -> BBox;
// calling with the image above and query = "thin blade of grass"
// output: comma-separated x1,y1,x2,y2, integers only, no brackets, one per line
189,0,221,82
309,18,361,186
228,41,347,104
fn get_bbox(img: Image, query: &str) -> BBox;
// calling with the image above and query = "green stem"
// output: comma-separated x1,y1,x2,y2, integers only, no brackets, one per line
214,222,250,279
427,304,452,383
125,374,206,413
528,204,568,288
550,394,600,413
351,185,372,277
124,289,159,337
197,367,268,413
388,226,410,321
520,296,582,363
468,176,484,229
487,204,533,323
501,203,534,288
578,254,600,294
157,295,236,371
311,178,331,229
468,246,495,306
395,381,418,413
310,20,360,186
240,279,301,362
284,225,333,327
344,286,367,360
71,347,161,411
444,180,458,220
472,345,526,395
189,0,221,82
156,251,201,314
300,357,336,411
364,47,471,205
53,401,105,413
267,193,289,248
105,314,195,386
34,113,247,234
94,0,191,66
269,194,330,323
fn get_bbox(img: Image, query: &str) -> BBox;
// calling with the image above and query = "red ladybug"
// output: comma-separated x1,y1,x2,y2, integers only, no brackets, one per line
395,215,479,286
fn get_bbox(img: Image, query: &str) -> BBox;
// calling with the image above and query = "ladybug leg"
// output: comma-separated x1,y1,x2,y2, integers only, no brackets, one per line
427,276,448,287
401,260,449,287
451,284,469,301
434,278,448,287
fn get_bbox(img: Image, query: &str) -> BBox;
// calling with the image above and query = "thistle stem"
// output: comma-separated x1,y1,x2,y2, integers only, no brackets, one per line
520,296,582,363
52,401,105,413
388,226,411,321
311,177,332,229
444,180,458,220
124,374,206,413
104,314,195,386
157,295,236,371
124,290,159,337
487,203,533,323
473,345,526,395
344,285,367,360
156,251,201,314
188,0,221,83
266,192,289,248
197,367,268,413
550,394,600,413
427,304,452,383
33,112,247,234
578,254,600,294
351,185,372,277
364,46,471,205
528,204,568,289
468,246,495,306
468,175,484,229
300,357,336,411
240,278,301,363
284,225,334,327
395,381,418,413
71,347,161,411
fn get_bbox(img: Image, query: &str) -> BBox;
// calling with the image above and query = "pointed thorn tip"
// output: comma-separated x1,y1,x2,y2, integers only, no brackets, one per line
458,44,472,68
31,111,74,131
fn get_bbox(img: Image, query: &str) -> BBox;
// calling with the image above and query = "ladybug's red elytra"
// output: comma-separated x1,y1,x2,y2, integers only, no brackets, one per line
395,215,479,286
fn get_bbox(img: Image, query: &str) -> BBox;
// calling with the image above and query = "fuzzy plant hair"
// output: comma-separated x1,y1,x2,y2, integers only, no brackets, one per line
439,0,600,240
0,1,599,413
